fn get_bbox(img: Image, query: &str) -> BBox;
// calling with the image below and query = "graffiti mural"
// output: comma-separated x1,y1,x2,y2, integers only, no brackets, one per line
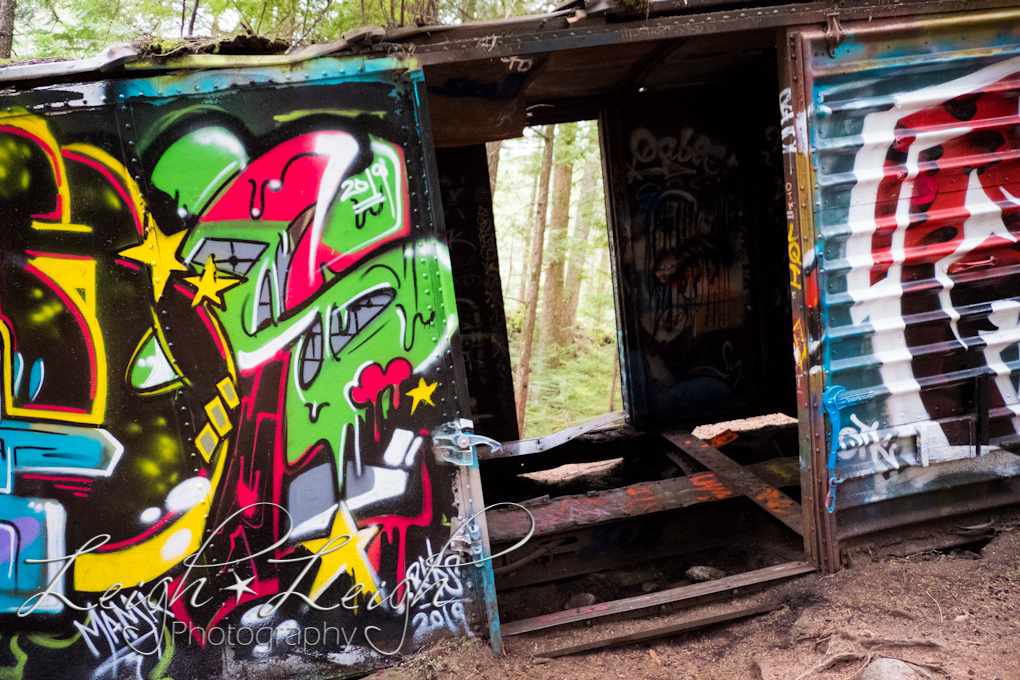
605,79,794,429
814,51,1020,488
0,58,488,678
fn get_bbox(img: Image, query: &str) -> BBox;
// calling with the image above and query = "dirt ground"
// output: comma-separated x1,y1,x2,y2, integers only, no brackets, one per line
374,509,1020,680
369,414,1019,679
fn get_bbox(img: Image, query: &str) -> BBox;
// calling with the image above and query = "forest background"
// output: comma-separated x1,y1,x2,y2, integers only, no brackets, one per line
0,0,563,61
494,123,620,438
0,0,620,439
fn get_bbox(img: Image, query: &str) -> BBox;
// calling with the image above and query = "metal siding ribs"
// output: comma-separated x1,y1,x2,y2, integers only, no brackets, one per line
662,430,803,535
803,12,1020,496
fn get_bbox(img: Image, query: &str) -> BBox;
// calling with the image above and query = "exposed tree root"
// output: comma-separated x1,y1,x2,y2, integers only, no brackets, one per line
791,652,871,680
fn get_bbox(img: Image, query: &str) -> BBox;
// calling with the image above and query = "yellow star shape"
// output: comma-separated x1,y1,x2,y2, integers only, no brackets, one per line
407,378,437,415
118,221,188,302
184,257,242,309
302,502,379,605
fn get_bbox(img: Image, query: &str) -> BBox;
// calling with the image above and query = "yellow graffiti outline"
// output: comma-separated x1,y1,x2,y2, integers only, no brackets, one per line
0,255,108,425
61,143,149,234
125,327,186,396
75,438,230,591
0,111,70,226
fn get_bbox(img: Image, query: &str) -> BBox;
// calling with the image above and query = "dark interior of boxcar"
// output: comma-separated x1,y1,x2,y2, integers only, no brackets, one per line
427,30,806,624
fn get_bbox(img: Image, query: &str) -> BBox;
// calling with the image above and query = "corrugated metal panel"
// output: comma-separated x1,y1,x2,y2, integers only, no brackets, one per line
794,10,1020,536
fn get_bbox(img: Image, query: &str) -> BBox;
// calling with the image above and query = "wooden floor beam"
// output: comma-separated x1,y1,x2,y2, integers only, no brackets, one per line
487,456,800,543
662,430,803,535
535,602,777,657
502,560,813,636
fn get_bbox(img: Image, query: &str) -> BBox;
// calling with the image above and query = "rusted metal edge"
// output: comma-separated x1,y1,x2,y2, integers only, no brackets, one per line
836,474,1020,541
588,0,783,18
0,9,578,83
837,450,1020,512
0,43,138,84
663,430,803,535
4,0,1017,84
778,22,834,572
534,601,778,657
502,560,813,636
786,5,1020,77
406,0,1020,66
484,410,627,460
487,456,799,543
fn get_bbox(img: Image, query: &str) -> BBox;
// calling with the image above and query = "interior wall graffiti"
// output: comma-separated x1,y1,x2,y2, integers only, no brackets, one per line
0,59,485,679
604,77,795,430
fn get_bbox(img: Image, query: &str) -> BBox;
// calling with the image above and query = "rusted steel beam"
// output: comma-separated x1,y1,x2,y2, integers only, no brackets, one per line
487,456,800,543
406,0,1020,66
483,410,627,460
662,430,803,535
534,602,778,657
503,561,813,636
663,448,706,476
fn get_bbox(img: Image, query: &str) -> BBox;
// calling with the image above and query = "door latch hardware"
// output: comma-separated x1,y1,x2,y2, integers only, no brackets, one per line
822,384,871,513
825,13,847,58
433,421,501,466
467,520,484,557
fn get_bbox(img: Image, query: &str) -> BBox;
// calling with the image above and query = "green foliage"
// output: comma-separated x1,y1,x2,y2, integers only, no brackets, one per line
519,335,619,439
16,0,177,59
11,0,561,61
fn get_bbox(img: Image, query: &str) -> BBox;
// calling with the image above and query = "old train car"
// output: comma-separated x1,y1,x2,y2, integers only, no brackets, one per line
0,0,1018,675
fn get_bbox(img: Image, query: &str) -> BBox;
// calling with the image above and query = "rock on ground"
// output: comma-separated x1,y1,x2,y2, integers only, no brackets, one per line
859,658,919,680
685,566,726,582
564,592,597,610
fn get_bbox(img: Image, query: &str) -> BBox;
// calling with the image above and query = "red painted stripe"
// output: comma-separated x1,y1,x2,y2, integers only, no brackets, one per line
22,475,93,483
96,511,180,552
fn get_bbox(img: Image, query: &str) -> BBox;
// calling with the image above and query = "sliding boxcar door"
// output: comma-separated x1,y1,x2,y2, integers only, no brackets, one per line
783,9,1020,571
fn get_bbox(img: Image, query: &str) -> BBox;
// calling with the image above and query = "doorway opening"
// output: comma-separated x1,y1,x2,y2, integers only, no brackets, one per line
433,41,805,642
492,121,622,440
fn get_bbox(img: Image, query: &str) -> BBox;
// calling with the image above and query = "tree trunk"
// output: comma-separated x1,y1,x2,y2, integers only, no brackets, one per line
485,140,502,197
514,125,555,432
188,0,200,35
516,165,539,310
593,246,612,336
540,122,577,363
0,0,15,60
609,348,619,411
561,156,599,336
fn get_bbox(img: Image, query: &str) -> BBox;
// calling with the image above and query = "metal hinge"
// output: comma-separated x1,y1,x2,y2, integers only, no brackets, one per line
824,13,847,58
467,519,484,558
433,420,501,466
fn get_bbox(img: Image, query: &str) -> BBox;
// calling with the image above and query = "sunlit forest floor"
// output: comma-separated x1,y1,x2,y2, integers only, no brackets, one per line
506,323,621,439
